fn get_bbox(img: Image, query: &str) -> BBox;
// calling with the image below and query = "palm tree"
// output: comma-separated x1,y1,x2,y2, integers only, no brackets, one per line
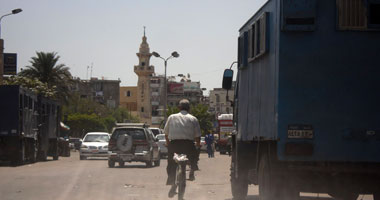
19,52,73,102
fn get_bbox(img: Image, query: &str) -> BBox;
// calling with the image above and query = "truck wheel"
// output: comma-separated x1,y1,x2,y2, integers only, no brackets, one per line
154,159,160,167
146,160,153,168
38,151,47,161
53,141,59,160
258,154,298,200
80,155,86,160
119,161,125,167
29,140,38,163
108,159,115,168
374,192,380,200
230,151,248,200
12,140,26,166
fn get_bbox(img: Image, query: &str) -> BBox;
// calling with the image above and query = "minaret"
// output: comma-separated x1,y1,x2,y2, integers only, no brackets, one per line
134,27,154,124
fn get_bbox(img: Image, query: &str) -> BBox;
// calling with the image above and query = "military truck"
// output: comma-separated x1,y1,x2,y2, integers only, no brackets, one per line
36,95,60,161
223,0,380,199
0,85,61,164
0,85,39,165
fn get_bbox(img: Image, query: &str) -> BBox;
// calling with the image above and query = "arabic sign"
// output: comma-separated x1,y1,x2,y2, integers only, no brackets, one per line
4,53,17,75
168,83,184,94
183,82,200,92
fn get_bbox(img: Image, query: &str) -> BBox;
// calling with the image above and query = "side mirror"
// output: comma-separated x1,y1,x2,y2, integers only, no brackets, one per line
222,69,234,90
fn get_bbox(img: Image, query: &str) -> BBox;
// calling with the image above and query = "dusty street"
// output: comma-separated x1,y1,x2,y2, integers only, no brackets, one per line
0,152,374,200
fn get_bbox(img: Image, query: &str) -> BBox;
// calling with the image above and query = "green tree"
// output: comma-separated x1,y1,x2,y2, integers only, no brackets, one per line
111,107,140,123
19,52,73,103
190,104,213,136
164,104,213,136
66,113,107,138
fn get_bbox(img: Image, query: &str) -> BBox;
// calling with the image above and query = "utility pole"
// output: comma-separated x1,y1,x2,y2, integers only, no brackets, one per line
0,39,3,85
0,8,23,85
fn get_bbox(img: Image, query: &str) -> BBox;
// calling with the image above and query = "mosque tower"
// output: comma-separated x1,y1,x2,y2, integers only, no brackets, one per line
134,27,154,124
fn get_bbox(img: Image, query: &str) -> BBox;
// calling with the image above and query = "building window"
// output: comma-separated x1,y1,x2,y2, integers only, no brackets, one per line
337,0,380,30
141,107,144,112
216,94,220,103
125,91,131,97
142,62,145,66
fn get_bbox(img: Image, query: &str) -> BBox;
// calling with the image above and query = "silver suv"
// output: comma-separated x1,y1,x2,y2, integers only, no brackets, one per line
108,125,160,168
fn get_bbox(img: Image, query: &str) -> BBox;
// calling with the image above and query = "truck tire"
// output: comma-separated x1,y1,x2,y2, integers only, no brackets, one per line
53,141,59,160
258,154,298,200
154,158,161,167
146,157,153,168
108,159,115,168
230,151,248,200
116,134,132,152
119,161,125,167
12,140,26,166
38,151,47,161
374,192,380,200
29,140,38,163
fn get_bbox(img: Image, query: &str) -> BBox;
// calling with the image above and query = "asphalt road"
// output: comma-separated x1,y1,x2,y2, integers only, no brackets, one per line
0,152,375,200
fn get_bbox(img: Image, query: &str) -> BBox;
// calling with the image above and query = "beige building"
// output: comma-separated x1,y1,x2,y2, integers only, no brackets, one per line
209,88,234,115
134,32,154,124
119,86,138,117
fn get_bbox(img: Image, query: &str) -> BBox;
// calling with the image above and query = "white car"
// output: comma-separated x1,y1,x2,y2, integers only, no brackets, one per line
200,136,207,152
80,132,110,160
155,134,167,158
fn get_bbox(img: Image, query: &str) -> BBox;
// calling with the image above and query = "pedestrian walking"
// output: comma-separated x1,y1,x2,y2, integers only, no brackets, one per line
205,132,214,158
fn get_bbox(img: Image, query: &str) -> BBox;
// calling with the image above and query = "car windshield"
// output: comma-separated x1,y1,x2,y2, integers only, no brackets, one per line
83,135,109,142
156,135,165,140
113,129,146,140
150,129,160,136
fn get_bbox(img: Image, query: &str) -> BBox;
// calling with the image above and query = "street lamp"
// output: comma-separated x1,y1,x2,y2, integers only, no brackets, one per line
0,8,23,39
0,8,23,85
152,51,180,123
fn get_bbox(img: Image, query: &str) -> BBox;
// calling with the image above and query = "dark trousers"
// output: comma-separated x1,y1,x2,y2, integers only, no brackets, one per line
166,140,197,185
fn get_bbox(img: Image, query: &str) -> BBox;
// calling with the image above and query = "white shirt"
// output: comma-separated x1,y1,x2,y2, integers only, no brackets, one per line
164,110,201,141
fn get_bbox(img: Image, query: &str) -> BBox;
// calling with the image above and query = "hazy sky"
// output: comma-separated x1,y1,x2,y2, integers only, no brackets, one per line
1,0,267,94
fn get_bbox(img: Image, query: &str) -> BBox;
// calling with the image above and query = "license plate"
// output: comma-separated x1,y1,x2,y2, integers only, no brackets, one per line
288,125,314,139
92,150,99,153
122,155,132,161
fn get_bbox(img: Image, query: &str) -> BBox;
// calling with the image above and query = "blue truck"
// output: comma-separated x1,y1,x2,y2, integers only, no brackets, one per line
222,0,380,199
0,85,60,165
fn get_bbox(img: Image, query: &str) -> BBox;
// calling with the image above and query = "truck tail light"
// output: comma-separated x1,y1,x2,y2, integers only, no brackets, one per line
108,138,116,150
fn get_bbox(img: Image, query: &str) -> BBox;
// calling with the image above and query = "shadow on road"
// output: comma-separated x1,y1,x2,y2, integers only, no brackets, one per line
116,164,150,169
225,195,333,200
0,158,57,167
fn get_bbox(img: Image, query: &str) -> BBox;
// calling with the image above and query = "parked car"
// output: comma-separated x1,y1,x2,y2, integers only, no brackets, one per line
69,138,82,150
58,137,70,157
149,127,163,136
79,132,110,160
108,125,160,168
200,137,207,152
217,136,231,155
155,134,167,158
